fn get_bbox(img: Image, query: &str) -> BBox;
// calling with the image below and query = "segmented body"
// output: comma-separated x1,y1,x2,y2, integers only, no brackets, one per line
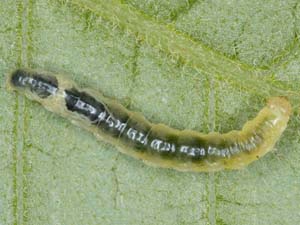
7,69,291,172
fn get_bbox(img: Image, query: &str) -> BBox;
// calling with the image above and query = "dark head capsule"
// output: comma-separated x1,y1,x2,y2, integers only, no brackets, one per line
10,69,58,98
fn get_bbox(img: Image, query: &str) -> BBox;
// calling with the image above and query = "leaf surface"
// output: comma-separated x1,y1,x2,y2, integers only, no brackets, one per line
1,0,300,224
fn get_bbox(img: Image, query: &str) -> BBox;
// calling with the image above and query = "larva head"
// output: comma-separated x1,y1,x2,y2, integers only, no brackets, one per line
267,96,292,118
8,69,58,99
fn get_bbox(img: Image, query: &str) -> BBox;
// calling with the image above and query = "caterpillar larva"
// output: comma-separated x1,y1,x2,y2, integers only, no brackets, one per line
7,69,291,172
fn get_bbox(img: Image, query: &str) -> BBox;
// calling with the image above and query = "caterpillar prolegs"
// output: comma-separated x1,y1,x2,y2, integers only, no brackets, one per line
7,69,292,172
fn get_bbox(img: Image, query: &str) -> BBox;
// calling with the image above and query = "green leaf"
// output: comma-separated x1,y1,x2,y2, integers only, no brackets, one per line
1,0,300,224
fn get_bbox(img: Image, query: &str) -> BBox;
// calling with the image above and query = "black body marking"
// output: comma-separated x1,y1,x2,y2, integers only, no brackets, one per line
119,117,151,151
64,88,129,138
10,69,58,98
64,88,106,122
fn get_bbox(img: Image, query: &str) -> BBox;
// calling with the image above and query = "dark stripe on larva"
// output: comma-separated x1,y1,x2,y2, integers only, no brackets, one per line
7,68,292,172
10,69,58,98
64,88,106,122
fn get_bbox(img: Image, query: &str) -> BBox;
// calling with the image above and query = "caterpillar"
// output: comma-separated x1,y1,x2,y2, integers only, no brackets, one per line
7,68,292,172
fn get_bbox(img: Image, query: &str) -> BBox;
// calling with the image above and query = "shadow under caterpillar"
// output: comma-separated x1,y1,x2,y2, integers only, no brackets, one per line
7,69,292,172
